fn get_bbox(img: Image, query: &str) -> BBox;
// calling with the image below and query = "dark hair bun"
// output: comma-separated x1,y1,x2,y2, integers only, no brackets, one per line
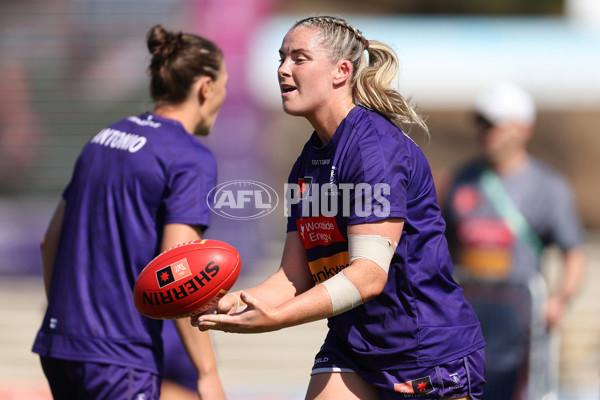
146,24,223,105
147,24,183,59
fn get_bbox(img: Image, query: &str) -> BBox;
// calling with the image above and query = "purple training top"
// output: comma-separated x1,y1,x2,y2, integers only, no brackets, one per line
32,113,217,374
286,106,484,369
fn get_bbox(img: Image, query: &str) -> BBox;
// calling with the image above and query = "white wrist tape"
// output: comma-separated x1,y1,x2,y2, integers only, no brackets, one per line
321,270,363,316
348,234,396,273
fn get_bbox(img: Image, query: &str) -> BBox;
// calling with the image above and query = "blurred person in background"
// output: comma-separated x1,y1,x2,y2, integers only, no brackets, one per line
0,0,46,192
443,82,586,399
32,24,227,400
194,15,485,400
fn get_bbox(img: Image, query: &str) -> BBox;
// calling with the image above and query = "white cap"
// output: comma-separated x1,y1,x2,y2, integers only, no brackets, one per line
474,82,536,126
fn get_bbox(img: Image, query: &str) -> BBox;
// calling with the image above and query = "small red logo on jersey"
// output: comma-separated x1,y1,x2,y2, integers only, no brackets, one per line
298,177,313,199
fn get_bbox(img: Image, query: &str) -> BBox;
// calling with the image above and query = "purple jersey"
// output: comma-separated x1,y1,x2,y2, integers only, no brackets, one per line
286,106,484,369
32,113,217,374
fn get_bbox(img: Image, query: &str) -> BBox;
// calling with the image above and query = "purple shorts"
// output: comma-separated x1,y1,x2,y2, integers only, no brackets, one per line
311,347,486,400
40,357,160,400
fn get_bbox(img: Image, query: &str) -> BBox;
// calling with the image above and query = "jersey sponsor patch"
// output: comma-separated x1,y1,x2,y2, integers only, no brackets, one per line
394,376,434,394
156,258,192,288
308,251,349,284
297,216,345,249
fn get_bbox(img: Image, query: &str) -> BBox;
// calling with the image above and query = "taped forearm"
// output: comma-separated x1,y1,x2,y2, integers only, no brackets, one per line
321,270,363,315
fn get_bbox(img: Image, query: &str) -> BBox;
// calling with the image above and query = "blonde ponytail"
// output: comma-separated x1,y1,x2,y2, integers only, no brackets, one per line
354,41,428,135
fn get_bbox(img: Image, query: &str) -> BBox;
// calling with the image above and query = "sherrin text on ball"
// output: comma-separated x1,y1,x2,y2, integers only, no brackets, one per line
133,239,241,319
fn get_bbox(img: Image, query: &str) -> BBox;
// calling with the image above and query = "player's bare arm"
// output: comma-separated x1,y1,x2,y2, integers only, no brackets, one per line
162,223,226,400
195,218,403,333
244,230,314,304
40,199,66,298
191,231,312,324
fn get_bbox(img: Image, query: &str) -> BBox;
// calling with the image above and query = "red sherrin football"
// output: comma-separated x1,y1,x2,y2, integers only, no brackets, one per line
133,239,241,319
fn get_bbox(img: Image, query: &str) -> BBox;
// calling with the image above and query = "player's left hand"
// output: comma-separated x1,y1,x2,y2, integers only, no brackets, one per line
191,292,281,333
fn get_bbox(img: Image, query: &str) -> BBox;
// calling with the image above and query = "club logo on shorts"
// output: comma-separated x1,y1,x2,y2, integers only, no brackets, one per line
450,373,460,385
448,372,464,390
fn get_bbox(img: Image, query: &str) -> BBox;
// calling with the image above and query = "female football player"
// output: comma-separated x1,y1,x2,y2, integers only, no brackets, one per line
33,24,227,400
195,16,486,400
